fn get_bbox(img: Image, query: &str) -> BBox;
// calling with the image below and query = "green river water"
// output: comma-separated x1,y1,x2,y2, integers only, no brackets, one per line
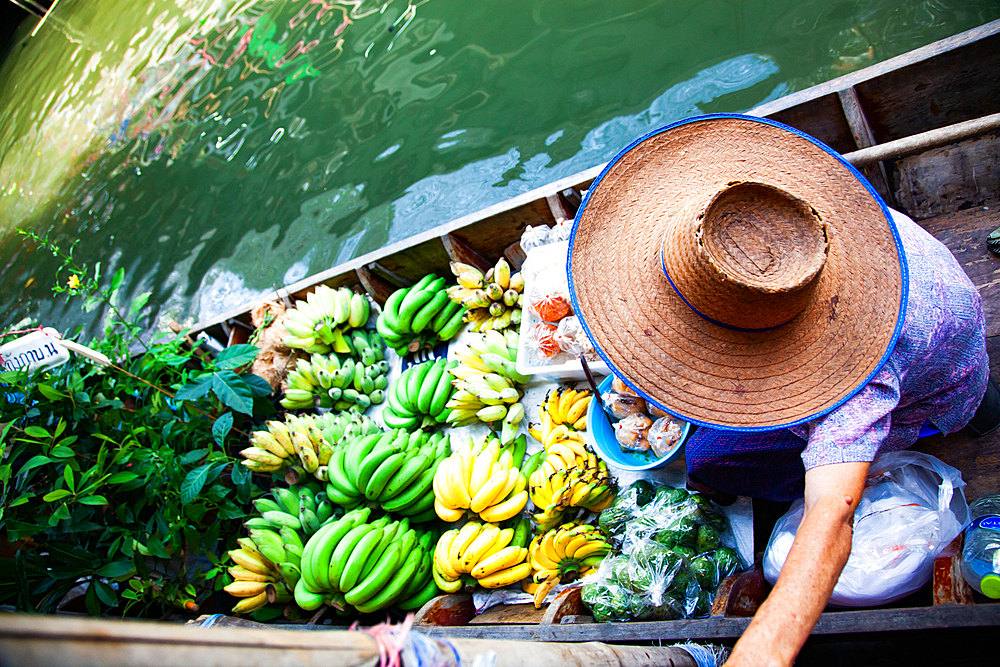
1,0,998,338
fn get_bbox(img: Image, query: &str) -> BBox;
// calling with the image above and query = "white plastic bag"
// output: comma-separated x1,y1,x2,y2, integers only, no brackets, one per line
763,450,969,607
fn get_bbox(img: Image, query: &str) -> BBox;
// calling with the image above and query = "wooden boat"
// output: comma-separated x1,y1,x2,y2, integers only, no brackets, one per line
181,18,1000,652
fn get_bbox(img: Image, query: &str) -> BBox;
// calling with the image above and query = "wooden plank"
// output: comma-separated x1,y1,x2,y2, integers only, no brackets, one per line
916,206,1000,337
933,533,975,606
416,604,1000,642
892,133,1000,219
837,86,894,205
541,587,585,625
413,594,476,627
0,614,379,667
441,233,492,274
470,603,546,625
354,265,395,307
751,20,1000,124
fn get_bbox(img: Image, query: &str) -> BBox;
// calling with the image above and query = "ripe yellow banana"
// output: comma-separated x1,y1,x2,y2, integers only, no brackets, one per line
232,591,269,614
477,561,531,589
470,469,510,514
477,490,527,523
434,530,462,580
224,581,268,598
471,546,527,579
533,574,560,608
435,497,465,522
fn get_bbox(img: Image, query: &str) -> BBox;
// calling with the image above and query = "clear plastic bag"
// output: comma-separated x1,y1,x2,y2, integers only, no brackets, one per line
553,315,597,359
602,390,648,420
614,413,653,452
649,417,685,458
762,450,970,607
523,322,561,365
519,224,552,253
584,481,744,621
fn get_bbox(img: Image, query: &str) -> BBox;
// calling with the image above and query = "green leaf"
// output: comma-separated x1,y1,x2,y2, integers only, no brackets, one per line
210,371,253,414
52,504,71,522
144,535,171,559
212,413,233,447
49,446,76,459
23,425,50,439
107,471,138,484
43,490,72,502
53,419,66,437
242,373,274,397
110,267,125,293
214,344,260,370
173,374,213,402
10,493,33,507
37,384,67,401
64,466,75,493
129,292,151,317
96,561,134,578
179,449,208,466
19,454,51,474
78,495,108,505
85,584,100,616
94,579,118,607
180,463,212,505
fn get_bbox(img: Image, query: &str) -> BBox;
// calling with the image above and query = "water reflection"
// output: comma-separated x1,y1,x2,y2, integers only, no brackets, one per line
0,0,997,337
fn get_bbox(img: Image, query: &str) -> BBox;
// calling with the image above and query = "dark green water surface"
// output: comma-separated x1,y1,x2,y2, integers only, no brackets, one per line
1,0,998,337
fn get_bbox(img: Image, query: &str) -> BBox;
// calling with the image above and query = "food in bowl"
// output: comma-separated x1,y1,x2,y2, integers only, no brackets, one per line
602,375,686,460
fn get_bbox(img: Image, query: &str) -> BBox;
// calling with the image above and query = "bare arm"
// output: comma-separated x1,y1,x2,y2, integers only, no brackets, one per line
724,461,870,667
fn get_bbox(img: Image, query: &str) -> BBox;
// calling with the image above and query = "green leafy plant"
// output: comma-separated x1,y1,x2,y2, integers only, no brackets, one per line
0,233,275,617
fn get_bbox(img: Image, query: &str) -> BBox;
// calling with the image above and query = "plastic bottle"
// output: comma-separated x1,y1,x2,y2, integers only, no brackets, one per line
960,493,1000,598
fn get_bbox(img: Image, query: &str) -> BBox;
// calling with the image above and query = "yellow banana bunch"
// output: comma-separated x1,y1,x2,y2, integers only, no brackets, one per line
239,414,335,481
529,442,617,531
224,537,294,614
529,386,593,448
446,257,524,332
432,434,529,523
432,518,533,591
527,523,611,608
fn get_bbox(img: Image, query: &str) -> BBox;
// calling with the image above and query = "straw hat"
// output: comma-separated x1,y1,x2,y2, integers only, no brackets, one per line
568,114,907,430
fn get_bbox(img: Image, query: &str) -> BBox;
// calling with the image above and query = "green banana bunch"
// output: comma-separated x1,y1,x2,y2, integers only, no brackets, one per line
281,331,389,411
247,480,339,538
376,273,466,356
282,285,372,354
312,411,380,447
325,429,449,522
446,257,524,333
294,509,441,614
380,357,457,431
446,330,528,442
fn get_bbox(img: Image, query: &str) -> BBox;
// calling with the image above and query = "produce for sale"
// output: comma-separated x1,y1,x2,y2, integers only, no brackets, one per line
380,358,457,430
281,330,389,411
433,433,529,523
282,285,371,354
224,534,300,614
526,522,611,608
529,440,617,531
446,330,528,442
600,375,687,459
446,258,524,333
324,429,449,522
245,482,338,537
241,414,350,481
432,517,532,592
529,386,592,448
584,482,742,621
376,274,465,356
293,508,439,614
312,411,381,447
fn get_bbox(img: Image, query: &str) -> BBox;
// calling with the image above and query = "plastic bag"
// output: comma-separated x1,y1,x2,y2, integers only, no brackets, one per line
523,322,561,364
583,481,744,621
614,413,653,452
649,416,685,458
762,450,970,608
553,315,597,359
519,224,552,253
602,390,648,420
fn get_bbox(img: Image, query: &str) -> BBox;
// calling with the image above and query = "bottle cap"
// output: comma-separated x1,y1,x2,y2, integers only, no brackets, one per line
981,574,1000,599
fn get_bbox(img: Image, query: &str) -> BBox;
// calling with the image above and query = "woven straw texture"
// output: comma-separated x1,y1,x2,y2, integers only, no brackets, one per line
569,116,903,429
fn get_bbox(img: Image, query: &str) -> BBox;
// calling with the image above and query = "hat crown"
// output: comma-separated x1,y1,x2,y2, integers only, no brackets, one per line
662,181,828,330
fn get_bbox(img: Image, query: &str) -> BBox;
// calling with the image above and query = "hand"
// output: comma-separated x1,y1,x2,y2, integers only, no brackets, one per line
724,461,869,667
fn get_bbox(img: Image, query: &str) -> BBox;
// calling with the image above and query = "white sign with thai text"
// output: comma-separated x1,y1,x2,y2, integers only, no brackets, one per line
0,330,71,373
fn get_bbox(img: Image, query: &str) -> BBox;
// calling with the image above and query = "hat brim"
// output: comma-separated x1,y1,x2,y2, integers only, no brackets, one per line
568,114,907,431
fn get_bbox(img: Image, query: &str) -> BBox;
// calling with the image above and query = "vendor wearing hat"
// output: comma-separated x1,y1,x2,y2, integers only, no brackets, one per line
569,115,993,666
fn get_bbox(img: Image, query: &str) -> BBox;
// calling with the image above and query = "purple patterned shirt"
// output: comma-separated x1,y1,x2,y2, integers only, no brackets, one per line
790,209,988,470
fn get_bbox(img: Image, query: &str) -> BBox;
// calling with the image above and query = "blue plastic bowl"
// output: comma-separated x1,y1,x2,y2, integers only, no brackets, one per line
585,375,691,470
